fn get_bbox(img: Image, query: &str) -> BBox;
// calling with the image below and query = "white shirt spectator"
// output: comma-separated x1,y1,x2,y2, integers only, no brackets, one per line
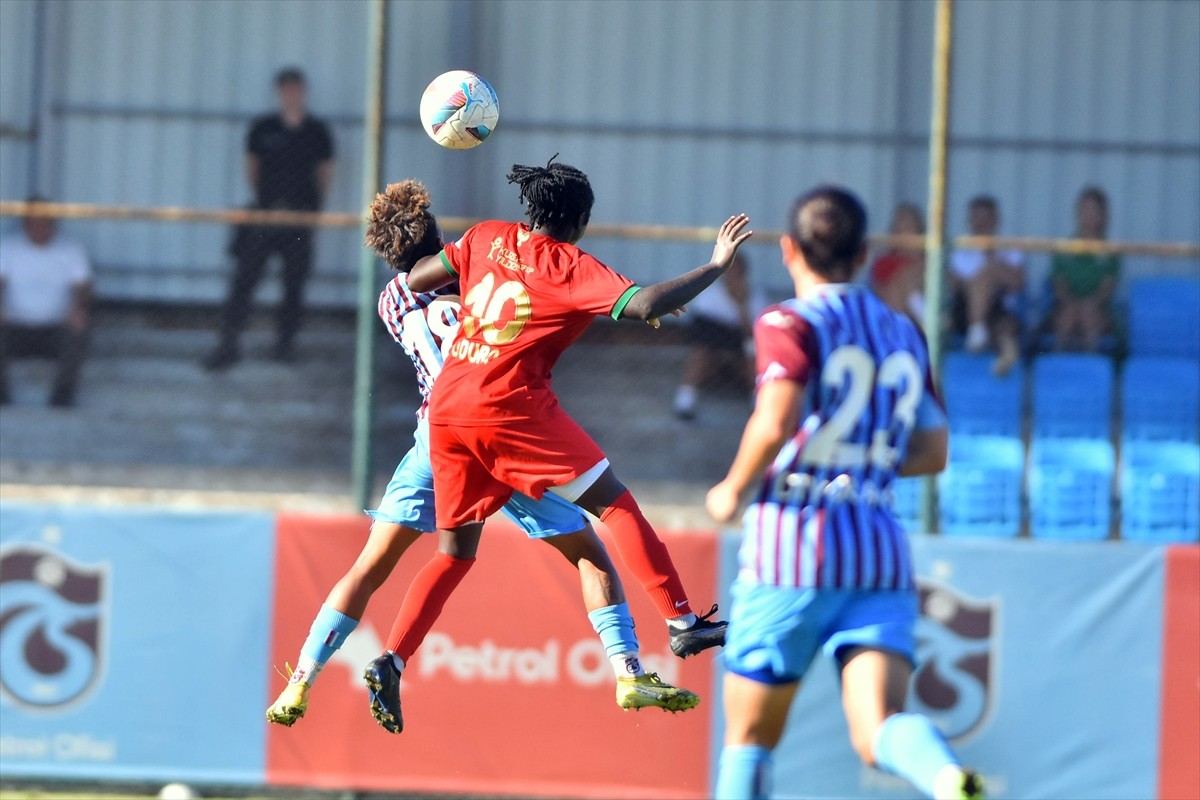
949,248,1025,280
0,232,91,325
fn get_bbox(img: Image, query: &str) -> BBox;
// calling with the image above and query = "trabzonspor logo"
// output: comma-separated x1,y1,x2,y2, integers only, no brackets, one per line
908,580,997,741
0,546,107,710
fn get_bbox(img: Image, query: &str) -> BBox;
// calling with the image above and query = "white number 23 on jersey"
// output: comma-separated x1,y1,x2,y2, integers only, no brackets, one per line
802,345,922,470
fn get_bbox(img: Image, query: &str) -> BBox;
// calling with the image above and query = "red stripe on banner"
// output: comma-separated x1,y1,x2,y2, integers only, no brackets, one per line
1159,545,1200,800
265,512,715,799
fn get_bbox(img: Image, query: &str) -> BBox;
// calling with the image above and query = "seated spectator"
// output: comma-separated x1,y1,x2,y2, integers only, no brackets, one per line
949,194,1025,375
870,202,926,323
673,252,765,420
0,203,92,407
1049,186,1119,352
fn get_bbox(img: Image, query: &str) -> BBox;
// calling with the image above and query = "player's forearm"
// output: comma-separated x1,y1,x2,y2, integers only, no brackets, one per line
620,263,727,321
722,412,791,496
406,254,455,292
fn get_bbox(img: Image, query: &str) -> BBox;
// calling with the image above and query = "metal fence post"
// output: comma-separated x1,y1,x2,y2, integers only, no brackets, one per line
352,0,388,511
922,0,953,535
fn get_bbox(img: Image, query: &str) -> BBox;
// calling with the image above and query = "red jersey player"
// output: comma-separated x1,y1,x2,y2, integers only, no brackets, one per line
365,158,751,729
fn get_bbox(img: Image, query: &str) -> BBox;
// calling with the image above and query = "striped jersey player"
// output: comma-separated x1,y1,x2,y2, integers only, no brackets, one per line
266,180,702,735
707,186,983,800
739,282,942,591
376,273,459,418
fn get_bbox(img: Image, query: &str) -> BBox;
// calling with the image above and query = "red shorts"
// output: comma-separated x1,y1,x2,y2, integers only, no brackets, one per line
428,407,607,529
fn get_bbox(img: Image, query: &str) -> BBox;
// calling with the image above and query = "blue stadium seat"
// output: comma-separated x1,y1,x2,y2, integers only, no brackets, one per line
1031,353,1114,439
1127,277,1200,358
1029,438,1115,540
941,352,1025,437
1120,441,1200,544
1121,356,1200,444
938,435,1025,537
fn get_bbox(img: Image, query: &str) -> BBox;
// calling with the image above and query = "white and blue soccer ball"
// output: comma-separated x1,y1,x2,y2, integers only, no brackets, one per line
419,69,499,150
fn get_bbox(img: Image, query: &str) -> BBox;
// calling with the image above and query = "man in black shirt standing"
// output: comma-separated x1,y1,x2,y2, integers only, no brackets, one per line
205,67,334,370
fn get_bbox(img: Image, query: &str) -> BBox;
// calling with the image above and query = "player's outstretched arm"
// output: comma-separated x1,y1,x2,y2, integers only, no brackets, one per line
620,214,752,322
897,427,949,477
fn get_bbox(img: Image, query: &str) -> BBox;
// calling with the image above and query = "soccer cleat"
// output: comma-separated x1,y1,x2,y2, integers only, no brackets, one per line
616,672,700,713
266,680,309,727
363,654,403,734
933,766,986,800
669,604,728,658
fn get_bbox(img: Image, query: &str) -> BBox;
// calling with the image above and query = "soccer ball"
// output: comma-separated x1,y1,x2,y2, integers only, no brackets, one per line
419,70,499,150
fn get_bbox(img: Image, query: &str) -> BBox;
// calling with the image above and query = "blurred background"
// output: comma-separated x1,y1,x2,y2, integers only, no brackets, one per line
0,0,1197,531
0,1,1197,799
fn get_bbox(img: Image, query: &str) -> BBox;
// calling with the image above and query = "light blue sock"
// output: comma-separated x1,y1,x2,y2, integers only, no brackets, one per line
872,712,959,799
294,604,359,684
716,744,771,800
587,602,639,658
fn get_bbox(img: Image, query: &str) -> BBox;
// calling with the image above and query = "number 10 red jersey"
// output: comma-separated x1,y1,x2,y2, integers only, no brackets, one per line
428,220,638,426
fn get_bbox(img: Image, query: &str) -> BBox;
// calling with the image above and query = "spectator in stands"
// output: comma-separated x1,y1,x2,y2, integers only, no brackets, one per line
870,202,926,324
673,252,765,420
204,67,335,371
949,195,1025,375
1048,186,1119,352
0,202,93,407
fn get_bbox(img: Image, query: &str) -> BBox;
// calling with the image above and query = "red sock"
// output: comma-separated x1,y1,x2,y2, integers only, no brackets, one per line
599,490,692,620
386,551,475,662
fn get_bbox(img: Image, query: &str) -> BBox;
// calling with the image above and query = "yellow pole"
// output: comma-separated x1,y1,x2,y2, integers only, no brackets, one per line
922,0,954,535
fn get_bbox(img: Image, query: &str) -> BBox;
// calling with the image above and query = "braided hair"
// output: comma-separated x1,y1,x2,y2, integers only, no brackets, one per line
506,154,594,232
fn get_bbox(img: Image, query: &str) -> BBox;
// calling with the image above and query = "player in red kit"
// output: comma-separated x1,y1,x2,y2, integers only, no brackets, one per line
363,157,751,730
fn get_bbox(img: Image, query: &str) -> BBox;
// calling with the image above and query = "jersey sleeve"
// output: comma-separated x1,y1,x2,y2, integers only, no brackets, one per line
439,227,476,282
315,120,334,160
754,306,817,386
245,117,267,156
567,253,638,318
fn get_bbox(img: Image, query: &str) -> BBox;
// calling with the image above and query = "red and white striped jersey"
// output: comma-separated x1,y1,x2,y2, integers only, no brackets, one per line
740,284,946,591
377,273,461,420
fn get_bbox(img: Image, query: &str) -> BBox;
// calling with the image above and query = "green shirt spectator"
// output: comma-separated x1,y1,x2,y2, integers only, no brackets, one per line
1050,187,1118,353
1051,252,1121,299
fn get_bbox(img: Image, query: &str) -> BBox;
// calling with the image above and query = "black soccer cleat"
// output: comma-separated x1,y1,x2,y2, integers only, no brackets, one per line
669,604,727,659
363,654,404,734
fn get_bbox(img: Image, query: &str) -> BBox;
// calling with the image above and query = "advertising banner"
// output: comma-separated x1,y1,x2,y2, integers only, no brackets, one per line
265,513,718,799
1159,545,1200,800
711,534,1167,800
0,502,274,785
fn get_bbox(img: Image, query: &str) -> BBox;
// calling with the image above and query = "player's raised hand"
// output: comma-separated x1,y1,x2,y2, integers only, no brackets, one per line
711,214,752,270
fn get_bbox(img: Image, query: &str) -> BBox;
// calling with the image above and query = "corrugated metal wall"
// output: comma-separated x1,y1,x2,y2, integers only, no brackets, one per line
0,0,39,201
0,0,1196,304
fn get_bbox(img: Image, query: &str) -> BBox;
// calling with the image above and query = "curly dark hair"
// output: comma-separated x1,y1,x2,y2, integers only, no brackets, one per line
364,179,443,272
506,154,594,232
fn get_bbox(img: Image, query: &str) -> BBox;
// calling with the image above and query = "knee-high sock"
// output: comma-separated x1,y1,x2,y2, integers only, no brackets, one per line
292,604,359,686
386,551,475,662
716,745,772,800
872,712,959,799
599,490,691,619
588,602,642,676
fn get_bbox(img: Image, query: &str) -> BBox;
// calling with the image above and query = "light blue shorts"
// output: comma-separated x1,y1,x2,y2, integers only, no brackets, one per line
369,421,588,538
723,579,917,685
